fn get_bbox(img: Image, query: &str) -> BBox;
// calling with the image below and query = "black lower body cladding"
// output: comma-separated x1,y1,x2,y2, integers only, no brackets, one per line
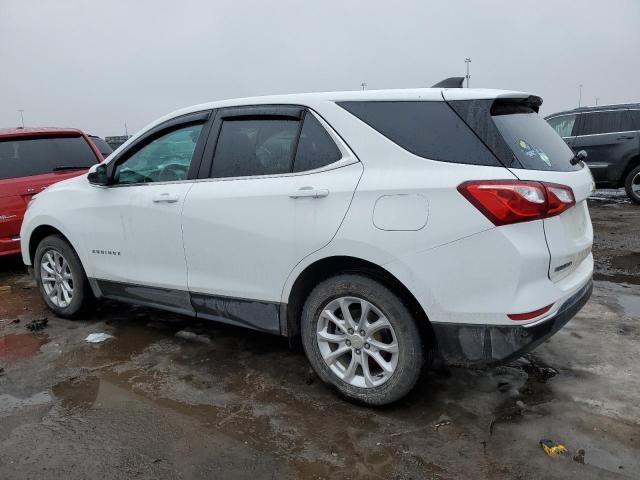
432,280,593,366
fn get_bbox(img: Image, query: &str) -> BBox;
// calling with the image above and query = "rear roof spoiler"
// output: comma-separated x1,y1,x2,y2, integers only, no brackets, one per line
432,77,465,88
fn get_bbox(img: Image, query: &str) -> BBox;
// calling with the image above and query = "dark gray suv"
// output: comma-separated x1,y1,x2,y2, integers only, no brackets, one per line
546,104,640,204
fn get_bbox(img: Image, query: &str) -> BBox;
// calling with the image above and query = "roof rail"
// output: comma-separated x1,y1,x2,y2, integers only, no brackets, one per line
431,77,465,88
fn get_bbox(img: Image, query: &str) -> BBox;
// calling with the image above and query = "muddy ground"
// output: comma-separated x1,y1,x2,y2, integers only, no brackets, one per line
1,190,639,480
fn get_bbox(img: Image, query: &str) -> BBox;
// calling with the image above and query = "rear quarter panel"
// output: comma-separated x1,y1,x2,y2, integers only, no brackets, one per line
281,100,519,311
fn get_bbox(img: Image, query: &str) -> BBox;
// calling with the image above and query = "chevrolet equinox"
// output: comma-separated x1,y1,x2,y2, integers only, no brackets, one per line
21,88,594,405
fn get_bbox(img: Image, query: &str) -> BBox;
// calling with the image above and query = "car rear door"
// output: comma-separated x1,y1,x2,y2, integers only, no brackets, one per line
572,110,637,185
181,106,362,333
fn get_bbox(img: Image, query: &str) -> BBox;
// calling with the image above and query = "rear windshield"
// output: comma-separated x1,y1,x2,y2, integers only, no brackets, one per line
0,135,98,180
492,107,578,171
448,99,580,172
337,101,501,166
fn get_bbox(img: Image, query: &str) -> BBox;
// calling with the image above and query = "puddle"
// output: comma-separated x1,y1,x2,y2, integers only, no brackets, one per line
574,446,637,478
595,280,640,321
489,355,557,435
52,376,100,411
0,333,48,364
618,292,640,320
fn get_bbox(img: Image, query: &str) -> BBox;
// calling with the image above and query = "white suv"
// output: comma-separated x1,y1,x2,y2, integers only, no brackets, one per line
20,88,594,405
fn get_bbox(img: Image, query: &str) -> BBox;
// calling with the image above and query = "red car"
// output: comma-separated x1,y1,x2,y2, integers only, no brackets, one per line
0,128,104,257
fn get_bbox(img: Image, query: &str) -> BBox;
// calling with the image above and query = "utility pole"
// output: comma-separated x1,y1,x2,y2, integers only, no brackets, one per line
595,97,599,106
125,122,129,137
464,58,472,88
578,84,583,108
361,82,367,91
18,109,24,128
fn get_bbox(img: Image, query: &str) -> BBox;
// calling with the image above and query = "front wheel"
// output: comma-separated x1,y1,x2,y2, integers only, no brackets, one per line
34,235,92,318
624,164,640,205
301,274,424,406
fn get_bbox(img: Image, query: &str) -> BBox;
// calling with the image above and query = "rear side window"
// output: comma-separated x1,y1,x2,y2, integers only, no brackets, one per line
546,115,576,137
212,118,300,178
338,101,500,166
293,114,342,172
577,111,635,135
629,110,640,129
0,135,98,180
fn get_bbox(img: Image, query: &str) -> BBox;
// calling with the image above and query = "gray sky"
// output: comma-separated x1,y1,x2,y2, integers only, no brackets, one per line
1,0,639,137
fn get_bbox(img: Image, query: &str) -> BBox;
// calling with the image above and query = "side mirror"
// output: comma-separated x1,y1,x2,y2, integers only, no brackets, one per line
88,163,109,186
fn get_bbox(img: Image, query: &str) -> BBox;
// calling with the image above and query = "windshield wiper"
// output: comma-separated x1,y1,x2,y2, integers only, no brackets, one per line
569,150,588,166
52,165,87,171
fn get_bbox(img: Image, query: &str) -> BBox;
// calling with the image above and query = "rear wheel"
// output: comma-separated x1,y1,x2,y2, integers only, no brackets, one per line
624,164,640,205
34,235,91,318
301,274,424,405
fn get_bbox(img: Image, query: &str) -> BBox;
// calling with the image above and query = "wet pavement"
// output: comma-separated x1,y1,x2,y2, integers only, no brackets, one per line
1,193,639,479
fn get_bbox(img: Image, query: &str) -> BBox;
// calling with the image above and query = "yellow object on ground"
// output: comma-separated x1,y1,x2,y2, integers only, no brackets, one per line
540,440,568,457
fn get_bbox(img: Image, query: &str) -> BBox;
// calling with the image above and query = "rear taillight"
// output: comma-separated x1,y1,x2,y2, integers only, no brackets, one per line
457,180,575,226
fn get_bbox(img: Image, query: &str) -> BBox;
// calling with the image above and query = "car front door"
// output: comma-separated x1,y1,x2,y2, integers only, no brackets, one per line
572,110,637,185
87,112,210,312
181,106,363,333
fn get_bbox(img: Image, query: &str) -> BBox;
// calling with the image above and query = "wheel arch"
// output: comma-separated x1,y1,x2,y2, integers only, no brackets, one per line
28,224,73,265
285,255,434,350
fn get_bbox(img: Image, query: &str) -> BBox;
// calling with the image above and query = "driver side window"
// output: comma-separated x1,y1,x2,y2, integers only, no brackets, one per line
114,123,203,185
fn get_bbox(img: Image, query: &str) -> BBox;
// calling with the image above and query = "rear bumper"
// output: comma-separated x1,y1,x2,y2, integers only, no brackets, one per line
432,279,593,366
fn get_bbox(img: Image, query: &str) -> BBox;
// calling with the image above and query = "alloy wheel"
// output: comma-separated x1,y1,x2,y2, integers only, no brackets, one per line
316,296,399,388
632,172,640,196
40,249,74,308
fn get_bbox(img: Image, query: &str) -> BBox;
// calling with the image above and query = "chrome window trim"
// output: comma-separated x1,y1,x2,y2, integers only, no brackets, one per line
575,108,640,115
573,130,638,138
548,108,640,121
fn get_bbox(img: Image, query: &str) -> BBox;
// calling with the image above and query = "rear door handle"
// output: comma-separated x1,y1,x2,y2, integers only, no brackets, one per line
289,187,330,199
152,193,180,203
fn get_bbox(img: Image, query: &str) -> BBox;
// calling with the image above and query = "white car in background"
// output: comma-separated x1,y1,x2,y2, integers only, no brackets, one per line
21,85,594,405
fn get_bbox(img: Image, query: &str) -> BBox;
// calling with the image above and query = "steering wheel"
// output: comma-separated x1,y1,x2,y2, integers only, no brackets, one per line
158,163,188,182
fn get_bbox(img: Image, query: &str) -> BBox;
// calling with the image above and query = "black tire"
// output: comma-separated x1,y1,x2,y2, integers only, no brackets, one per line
301,274,424,406
34,235,92,318
624,164,640,205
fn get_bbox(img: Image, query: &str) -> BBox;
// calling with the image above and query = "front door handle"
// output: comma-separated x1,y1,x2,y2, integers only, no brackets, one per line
152,193,180,203
289,187,330,199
